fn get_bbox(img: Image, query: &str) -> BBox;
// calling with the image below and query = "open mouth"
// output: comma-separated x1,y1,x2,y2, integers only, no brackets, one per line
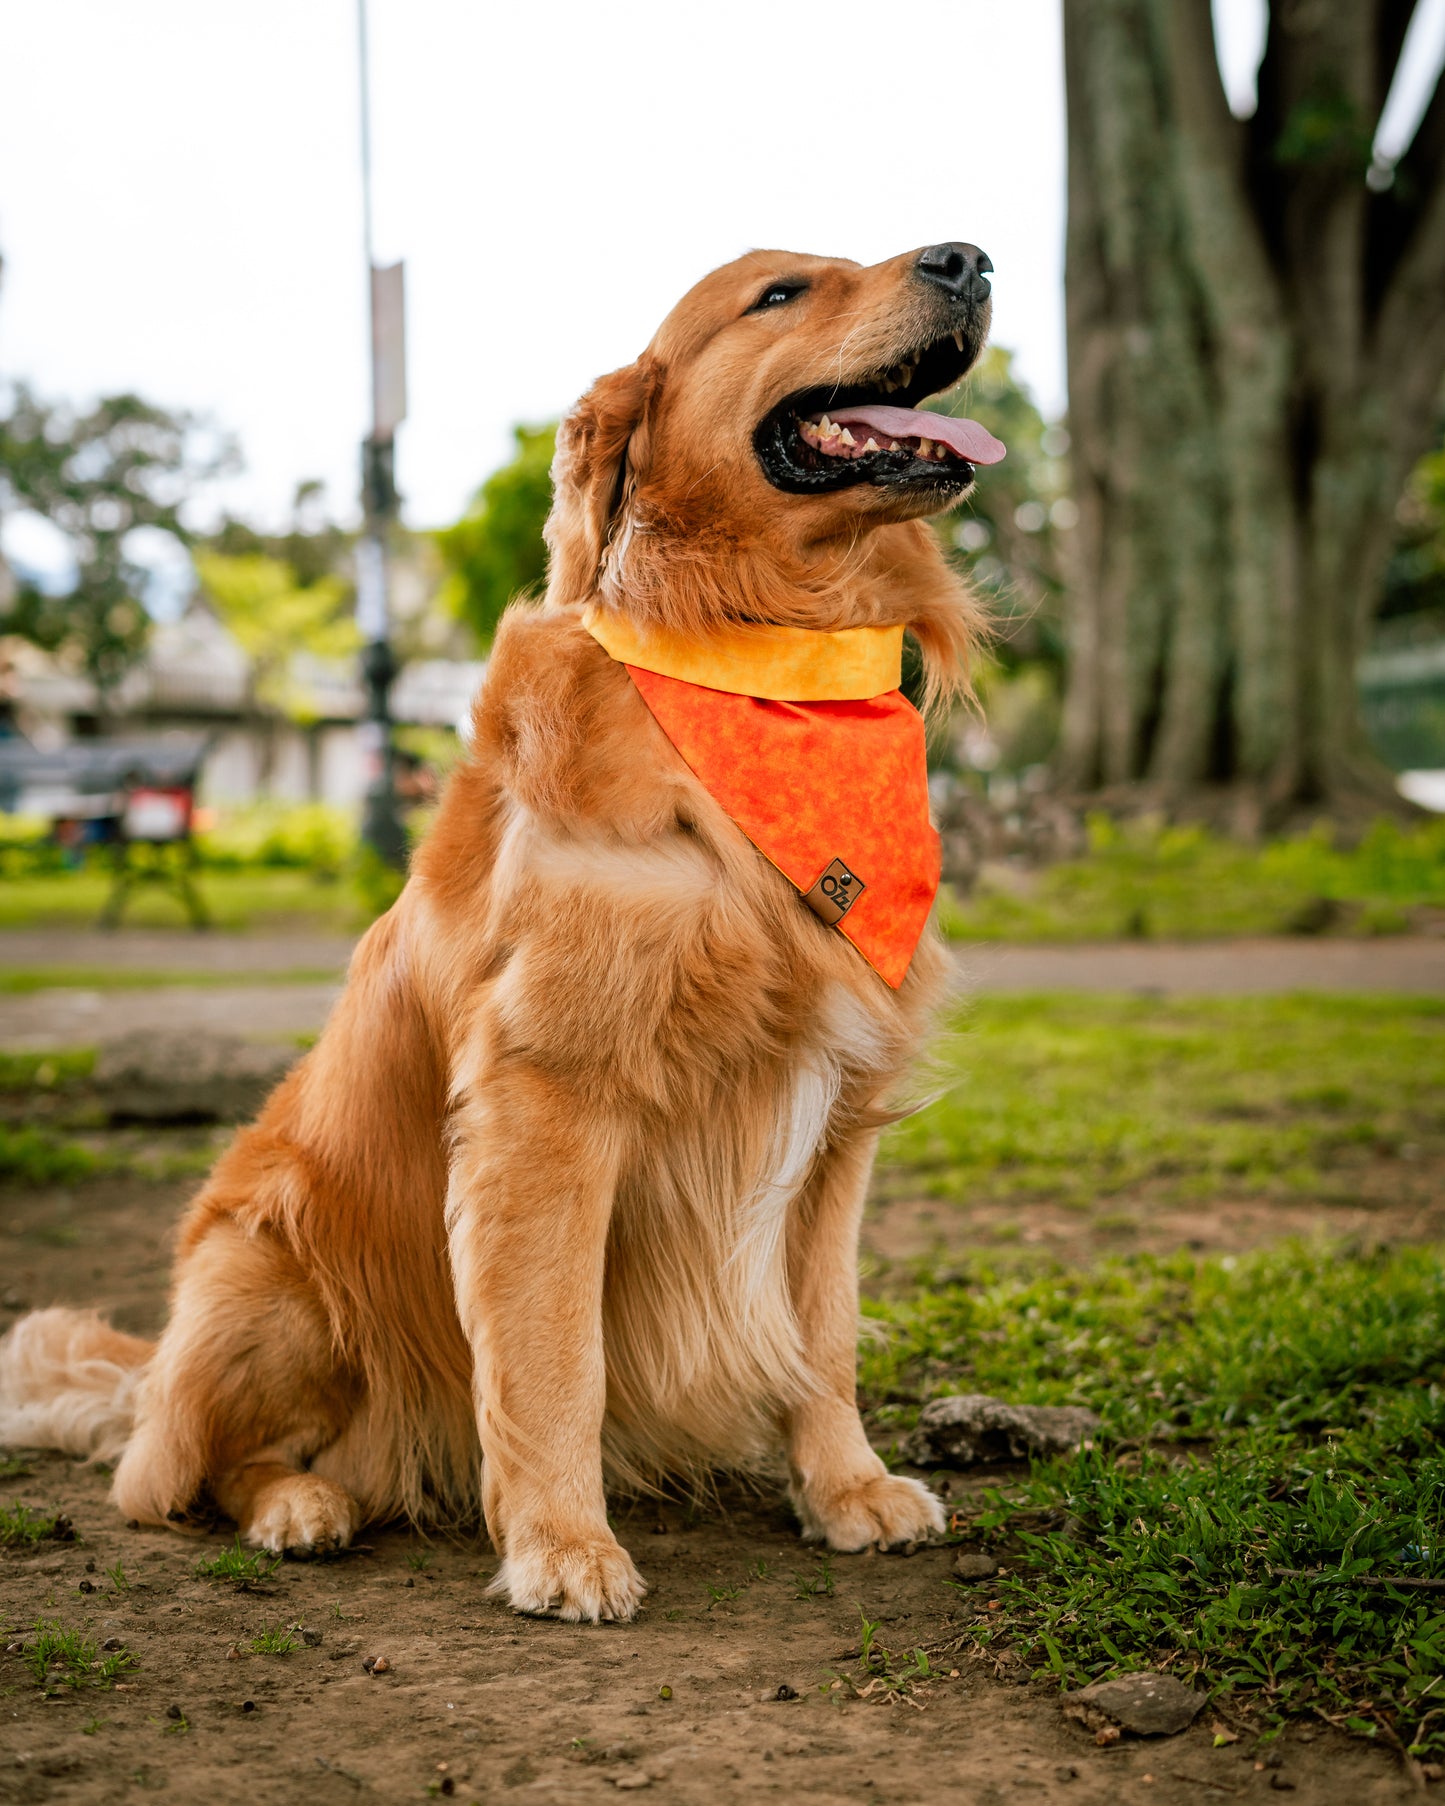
753,326,1006,496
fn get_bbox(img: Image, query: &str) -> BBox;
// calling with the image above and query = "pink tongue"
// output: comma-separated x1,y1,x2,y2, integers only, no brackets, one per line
830,404,1006,465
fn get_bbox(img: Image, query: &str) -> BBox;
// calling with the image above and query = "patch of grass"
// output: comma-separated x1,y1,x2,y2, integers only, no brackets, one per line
877,993,1445,1209
248,1624,296,1655
0,1049,96,1090
0,1125,99,1186
194,1537,281,1584
0,869,363,933
942,815,1445,942
0,1457,35,1481
22,1620,136,1691
0,1503,73,1548
866,1243,1445,1754
0,967,342,994
404,1547,432,1572
793,1555,837,1599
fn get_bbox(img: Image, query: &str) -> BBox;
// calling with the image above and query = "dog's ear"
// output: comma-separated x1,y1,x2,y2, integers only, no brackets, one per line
545,354,663,604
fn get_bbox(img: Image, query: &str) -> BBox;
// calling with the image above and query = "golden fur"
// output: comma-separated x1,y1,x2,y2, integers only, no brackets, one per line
0,246,987,1621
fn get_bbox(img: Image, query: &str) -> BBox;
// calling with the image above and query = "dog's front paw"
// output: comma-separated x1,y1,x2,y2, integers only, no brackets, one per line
487,1532,645,1623
242,1474,361,1558
796,1470,945,1553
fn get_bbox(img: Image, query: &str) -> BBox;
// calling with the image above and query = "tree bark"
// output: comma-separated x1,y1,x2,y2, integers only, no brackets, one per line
1058,0,1445,824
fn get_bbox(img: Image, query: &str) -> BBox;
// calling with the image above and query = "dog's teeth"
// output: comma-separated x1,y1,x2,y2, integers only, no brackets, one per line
952,331,965,351
917,438,933,458
839,427,855,445
898,366,912,387
889,440,901,451
862,437,880,452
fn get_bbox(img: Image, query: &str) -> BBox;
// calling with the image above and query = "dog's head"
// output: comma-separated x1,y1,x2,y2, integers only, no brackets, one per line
546,244,1002,624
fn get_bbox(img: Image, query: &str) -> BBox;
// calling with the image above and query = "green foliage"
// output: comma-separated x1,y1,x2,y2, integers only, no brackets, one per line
0,385,232,695
436,423,556,647
877,992,1443,1210
945,815,1445,941
194,1537,281,1584
194,803,357,874
932,348,1072,674
194,552,357,723
207,479,353,590
866,1245,1445,1750
22,1620,137,1692
1384,441,1445,620
0,1125,98,1186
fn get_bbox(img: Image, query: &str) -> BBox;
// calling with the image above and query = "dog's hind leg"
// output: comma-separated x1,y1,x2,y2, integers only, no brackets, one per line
783,1128,945,1551
446,1064,644,1623
112,1217,362,1556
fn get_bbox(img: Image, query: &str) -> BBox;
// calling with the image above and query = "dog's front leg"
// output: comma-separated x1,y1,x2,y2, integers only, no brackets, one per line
447,1064,643,1622
784,1129,945,1551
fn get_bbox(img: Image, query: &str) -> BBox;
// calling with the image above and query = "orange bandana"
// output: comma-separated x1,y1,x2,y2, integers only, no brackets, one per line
584,609,940,987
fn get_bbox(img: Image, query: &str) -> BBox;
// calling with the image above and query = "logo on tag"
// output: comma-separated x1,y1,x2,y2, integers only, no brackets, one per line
803,857,866,926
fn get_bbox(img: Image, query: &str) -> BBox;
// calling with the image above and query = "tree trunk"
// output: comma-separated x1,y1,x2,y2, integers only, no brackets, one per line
1058,0,1445,825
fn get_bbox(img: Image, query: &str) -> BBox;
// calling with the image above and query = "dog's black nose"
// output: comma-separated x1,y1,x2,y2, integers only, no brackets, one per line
916,242,992,305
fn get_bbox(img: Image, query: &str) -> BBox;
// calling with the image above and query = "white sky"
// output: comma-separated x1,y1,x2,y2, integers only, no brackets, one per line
0,0,1441,550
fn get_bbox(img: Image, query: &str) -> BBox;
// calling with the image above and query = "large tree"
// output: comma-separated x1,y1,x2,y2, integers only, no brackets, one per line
1059,0,1445,824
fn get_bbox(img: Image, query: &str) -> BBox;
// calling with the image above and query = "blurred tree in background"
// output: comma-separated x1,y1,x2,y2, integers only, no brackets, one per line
435,424,555,648
194,550,357,721
1383,436,1445,623
1060,1,1445,824
0,385,230,700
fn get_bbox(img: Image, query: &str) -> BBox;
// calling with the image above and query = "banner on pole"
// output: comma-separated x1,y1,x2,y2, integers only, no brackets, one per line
370,261,407,440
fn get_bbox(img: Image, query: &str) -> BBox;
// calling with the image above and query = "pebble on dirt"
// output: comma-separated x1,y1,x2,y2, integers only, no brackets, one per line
1063,1672,1206,1738
904,1395,1101,1467
952,1551,1000,1580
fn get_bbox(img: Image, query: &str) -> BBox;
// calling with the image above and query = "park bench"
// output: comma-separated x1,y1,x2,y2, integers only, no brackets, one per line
0,732,212,928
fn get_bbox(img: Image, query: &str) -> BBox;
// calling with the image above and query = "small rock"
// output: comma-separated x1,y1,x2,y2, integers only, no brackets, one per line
439,1780,455,1797
300,1628,322,1647
165,1704,182,1721
84,1561,96,1575
1064,1672,1205,1738
99,1638,123,1653
224,1645,242,1661
5,1641,25,1655
369,1655,392,1675
773,1684,798,1701
1054,1767,1078,1783
611,1772,652,1792
403,1576,415,1588
905,1394,1100,1468
241,1700,255,1713
1269,1777,1296,1793
952,1551,999,1581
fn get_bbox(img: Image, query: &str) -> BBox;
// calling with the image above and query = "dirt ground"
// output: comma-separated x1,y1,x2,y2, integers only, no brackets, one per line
1,1164,1436,1805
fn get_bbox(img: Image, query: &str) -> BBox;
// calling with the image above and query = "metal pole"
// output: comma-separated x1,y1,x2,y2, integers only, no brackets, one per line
356,0,406,869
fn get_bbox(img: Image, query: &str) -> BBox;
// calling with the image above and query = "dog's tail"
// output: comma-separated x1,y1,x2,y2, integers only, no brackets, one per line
0,1308,151,1462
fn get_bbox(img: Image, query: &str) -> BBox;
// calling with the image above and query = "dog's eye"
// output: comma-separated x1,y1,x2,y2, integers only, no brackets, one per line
748,282,806,314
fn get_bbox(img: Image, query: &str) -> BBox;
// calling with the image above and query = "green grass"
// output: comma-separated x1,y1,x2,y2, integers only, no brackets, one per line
862,1243,1445,1753
248,1624,296,1655
0,1049,96,1089
195,1537,281,1584
0,869,363,932
0,1125,99,1186
0,967,343,994
878,993,1444,1209
942,816,1445,942
20,1620,137,1691
0,1503,71,1548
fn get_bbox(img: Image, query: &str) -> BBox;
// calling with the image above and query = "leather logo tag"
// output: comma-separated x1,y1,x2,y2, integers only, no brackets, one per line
803,857,866,926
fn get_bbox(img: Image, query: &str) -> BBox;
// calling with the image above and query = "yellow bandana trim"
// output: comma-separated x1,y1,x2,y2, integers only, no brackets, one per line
582,607,903,702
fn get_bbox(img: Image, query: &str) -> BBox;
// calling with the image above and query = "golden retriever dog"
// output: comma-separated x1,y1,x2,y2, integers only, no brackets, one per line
0,242,999,1622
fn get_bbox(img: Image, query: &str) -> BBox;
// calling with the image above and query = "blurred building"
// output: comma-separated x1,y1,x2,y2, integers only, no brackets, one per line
3,603,484,808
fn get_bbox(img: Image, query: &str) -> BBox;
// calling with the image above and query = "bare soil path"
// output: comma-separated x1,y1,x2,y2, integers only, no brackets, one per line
1,932,1441,1052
